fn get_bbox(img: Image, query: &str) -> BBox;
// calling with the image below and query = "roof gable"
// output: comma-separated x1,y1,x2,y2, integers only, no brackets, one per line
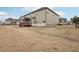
24,7,59,17
5,18,18,22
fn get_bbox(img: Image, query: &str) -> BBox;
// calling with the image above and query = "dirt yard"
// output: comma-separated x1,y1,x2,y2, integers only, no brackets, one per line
0,25,79,52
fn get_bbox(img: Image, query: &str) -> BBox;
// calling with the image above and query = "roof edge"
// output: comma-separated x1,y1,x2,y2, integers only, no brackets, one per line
23,7,59,17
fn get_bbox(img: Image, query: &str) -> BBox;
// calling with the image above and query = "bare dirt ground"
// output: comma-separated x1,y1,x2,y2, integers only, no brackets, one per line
0,25,79,52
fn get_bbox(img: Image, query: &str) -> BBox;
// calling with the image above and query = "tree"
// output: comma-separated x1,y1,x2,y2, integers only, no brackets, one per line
71,16,79,28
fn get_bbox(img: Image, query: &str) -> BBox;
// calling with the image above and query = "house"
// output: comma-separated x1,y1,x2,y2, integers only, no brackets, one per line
19,7,59,27
59,18,67,23
58,18,67,25
5,18,18,25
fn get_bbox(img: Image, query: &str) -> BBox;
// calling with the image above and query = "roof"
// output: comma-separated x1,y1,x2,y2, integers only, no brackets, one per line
5,18,18,22
24,7,59,17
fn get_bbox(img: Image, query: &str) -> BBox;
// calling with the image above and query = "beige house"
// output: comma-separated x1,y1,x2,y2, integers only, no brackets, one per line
5,18,18,25
19,7,59,26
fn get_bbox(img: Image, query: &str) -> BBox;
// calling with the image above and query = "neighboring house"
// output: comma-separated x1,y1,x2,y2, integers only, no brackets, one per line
5,18,18,25
59,18,67,23
58,18,67,25
19,7,59,26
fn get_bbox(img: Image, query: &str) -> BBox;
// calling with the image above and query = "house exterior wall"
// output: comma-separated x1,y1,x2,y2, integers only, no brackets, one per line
21,8,59,26
24,9,46,26
5,21,11,24
46,9,59,26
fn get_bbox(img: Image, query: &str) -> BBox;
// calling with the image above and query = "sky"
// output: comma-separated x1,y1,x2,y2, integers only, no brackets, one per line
0,7,79,21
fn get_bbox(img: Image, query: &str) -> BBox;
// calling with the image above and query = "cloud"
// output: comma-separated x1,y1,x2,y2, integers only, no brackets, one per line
21,7,54,11
49,7,55,10
0,11,7,16
21,7,41,11
55,11,66,17
5,15,16,19
48,7,66,17
0,11,16,21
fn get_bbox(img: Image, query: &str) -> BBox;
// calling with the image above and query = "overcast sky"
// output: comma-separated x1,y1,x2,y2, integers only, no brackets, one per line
0,7,79,21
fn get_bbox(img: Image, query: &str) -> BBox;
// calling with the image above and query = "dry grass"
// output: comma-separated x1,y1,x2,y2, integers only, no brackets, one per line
0,25,79,52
